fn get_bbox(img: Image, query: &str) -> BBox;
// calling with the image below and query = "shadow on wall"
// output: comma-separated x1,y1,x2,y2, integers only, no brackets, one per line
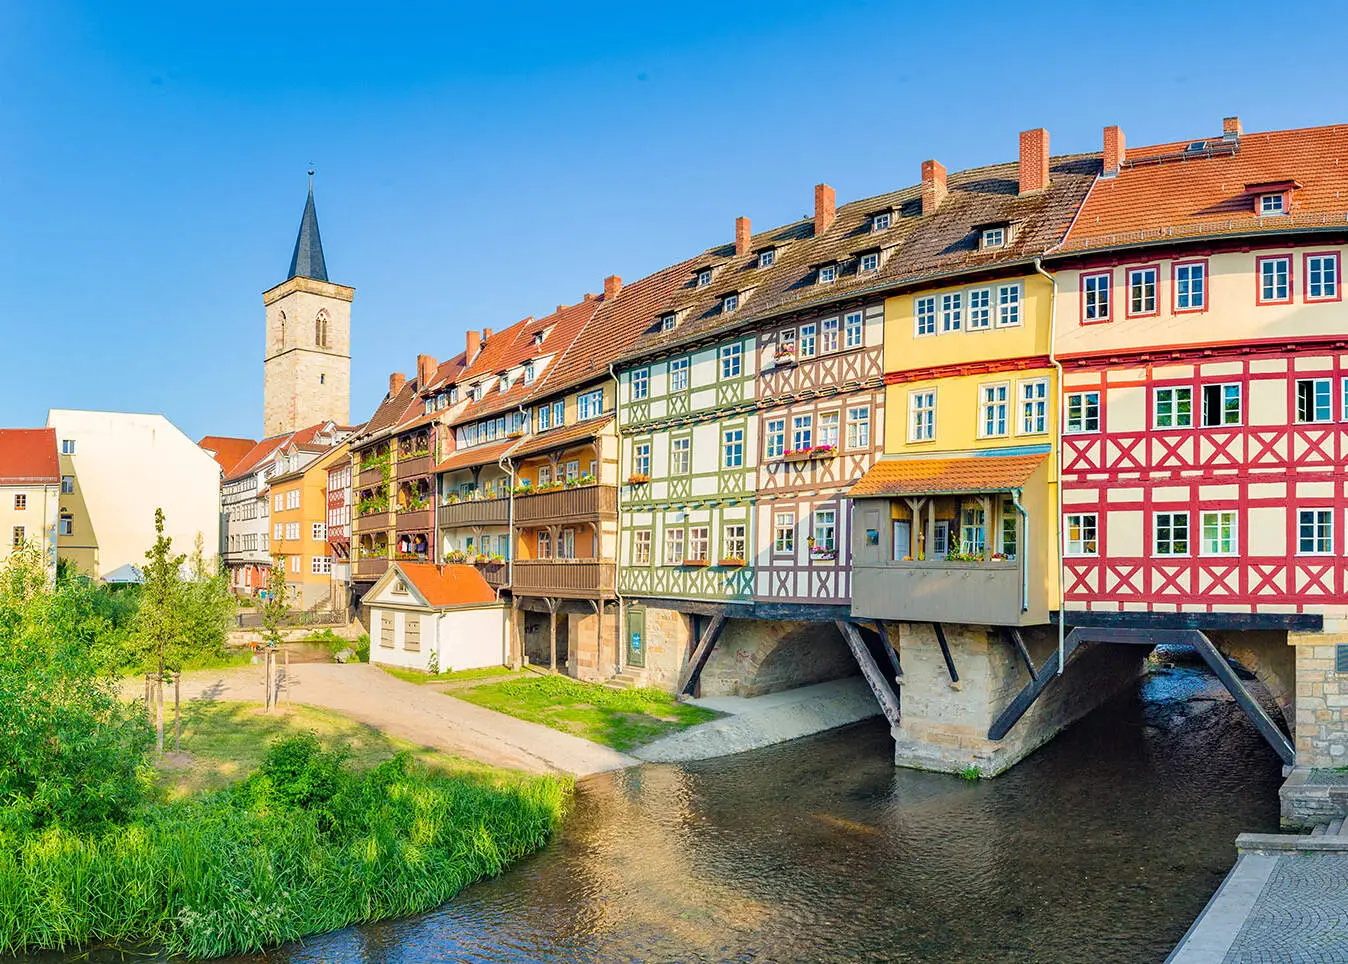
699,620,859,698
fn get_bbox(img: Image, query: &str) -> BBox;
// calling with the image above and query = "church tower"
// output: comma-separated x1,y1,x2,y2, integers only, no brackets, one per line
261,179,353,436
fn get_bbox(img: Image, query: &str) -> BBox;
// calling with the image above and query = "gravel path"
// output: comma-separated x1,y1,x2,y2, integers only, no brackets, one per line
171,662,638,777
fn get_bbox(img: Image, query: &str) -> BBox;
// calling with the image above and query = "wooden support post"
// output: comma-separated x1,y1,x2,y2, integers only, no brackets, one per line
548,603,558,673
1004,627,1038,682
874,619,903,682
835,621,901,727
1187,629,1295,765
931,622,960,684
679,611,727,696
989,629,1082,740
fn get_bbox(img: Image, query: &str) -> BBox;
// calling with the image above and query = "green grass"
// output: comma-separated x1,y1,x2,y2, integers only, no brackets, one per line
122,649,255,679
455,673,720,751
379,664,523,686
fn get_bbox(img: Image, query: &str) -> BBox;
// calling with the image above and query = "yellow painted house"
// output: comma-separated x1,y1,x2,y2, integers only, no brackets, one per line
268,441,350,609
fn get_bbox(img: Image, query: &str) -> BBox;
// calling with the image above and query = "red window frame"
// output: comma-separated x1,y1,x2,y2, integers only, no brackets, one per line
1303,251,1342,304
1079,269,1113,325
1124,264,1161,319
1255,254,1293,306
1171,258,1209,314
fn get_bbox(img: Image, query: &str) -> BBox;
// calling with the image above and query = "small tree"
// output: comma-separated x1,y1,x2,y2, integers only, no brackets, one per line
261,553,291,649
179,532,233,664
137,509,186,752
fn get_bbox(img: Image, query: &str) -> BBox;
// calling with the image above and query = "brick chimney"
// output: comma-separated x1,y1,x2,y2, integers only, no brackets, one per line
1223,116,1242,138
481,327,492,342
1103,125,1126,178
604,274,623,299
389,372,406,396
1019,128,1050,194
466,329,480,360
416,353,436,388
735,216,751,256
814,184,836,237
921,159,947,215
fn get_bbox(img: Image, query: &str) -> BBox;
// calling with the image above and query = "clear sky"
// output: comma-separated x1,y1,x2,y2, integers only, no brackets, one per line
3,1,1345,443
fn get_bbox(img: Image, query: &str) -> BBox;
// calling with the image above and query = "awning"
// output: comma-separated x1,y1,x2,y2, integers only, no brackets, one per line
848,451,1048,498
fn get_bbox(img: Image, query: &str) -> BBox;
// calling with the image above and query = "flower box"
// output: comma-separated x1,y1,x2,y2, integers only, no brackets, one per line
627,473,651,485
809,548,838,561
680,558,710,568
717,557,747,568
783,445,837,462
773,350,797,367
506,430,524,439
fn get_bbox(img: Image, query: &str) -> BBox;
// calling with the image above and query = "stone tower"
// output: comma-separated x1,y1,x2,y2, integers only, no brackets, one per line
261,180,353,436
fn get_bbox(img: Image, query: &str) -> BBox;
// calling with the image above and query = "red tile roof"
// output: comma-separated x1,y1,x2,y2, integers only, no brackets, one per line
849,452,1048,498
223,422,343,482
394,562,498,608
198,435,257,475
0,428,59,485
1059,123,1348,253
508,415,612,460
436,438,518,474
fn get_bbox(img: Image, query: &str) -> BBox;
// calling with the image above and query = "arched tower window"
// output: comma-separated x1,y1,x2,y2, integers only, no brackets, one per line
277,310,287,349
315,310,329,348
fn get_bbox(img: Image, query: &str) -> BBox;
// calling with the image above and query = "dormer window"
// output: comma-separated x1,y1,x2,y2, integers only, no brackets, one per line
449,387,459,404
697,269,713,287
722,293,739,313
661,314,677,332
524,362,536,384
1247,181,1298,217
533,331,546,347
758,249,776,268
1259,193,1286,215
818,264,836,284
872,212,892,232
859,252,880,273
982,227,1006,249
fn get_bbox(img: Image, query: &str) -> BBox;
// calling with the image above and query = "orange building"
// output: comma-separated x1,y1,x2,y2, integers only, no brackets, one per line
268,441,351,609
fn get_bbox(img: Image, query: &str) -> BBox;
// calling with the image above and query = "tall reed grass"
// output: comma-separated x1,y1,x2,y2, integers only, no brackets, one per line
0,745,568,957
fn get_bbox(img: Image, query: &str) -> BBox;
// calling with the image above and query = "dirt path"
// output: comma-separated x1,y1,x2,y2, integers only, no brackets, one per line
169,663,637,777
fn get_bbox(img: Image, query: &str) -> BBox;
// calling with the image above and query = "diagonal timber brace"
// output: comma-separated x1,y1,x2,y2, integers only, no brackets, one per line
836,620,902,727
679,612,726,696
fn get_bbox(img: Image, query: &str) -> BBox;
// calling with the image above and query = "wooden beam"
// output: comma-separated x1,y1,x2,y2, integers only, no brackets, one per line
1051,609,1323,632
549,609,557,673
1004,627,1038,682
988,629,1082,740
1186,629,1296,765
678,611,727,696
931,622,959,683
835,620,901,727
874,619,903,682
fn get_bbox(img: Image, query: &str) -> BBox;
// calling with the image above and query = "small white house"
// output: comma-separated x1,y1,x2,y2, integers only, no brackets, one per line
362,562,507,672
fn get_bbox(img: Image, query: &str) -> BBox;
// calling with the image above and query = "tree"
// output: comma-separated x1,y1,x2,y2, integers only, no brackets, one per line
179,532,232,665
137,508,186,752
261,553,291,649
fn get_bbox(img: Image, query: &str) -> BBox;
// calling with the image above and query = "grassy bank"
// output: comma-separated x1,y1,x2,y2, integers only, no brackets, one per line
379,664,523,686
0,702,569,958
456,672,719,750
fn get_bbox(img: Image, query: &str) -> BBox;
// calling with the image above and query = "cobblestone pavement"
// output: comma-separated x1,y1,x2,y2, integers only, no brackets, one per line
1224,854,1348,962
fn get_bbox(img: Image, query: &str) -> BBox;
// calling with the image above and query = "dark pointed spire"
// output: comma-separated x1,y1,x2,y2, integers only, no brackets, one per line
287,172,328,282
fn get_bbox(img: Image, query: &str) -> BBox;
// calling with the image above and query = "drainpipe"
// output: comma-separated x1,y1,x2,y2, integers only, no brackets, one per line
1010,486,1029,613
497,449,515,592
609,362,627,675
1033,256,1066,675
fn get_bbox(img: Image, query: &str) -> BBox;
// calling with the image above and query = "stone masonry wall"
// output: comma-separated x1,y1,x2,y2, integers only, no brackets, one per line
568,609,619,682
1289,630,1348,768
636,605,694,692
699,619,857,698
1208,629,1296,730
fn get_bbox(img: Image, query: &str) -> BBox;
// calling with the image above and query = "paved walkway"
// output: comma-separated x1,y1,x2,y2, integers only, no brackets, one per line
173,663,637,777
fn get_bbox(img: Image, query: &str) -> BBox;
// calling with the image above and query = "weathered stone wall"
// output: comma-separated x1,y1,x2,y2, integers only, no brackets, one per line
1288,630,1348,768
892,623,1146,776
568,609,619,681
1209,630,1296,730
522,611,566,668
698,619,857,698
635,605,694,692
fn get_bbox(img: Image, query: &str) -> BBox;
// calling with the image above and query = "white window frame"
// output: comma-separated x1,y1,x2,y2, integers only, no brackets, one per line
758,249,775,268
1019,378,1048,435
1296,378,1333,424
697,269,712,287
765,419,786,459
1307,253,1340,302
661,314,676,332
1127,267,1158,316
1259,256,1291,303
844,311,864,348
1083,271,1111,322
996,282,1023,327
688,526,709,561
633,529,652,566
773,511,796,555
1174,261,1206,311
722,293,739,313
982,227,1005,249
631,368,650,401
1065,391,1100,434
670,435,691,475
818,264,836,284
941,292,962,333
799,323,817,358
1298,508,1334,555
967,288,991,329
872,212,891,231
1064,513,1098,556
720,343,743,379
1154,386,1194,429
1200,383,1242,427
723,524,746,561
664,528,684,565
909,390,936,442
312,522,326,541
818,411,840,449
1200,511,1237,556
859,252,879,273
669,357,690,392
846,405,871,449
577,389,604,420
1259,193,1286,215
723,428,744,468
791,414,813,451
978,383,1010,438
1153,512,1190,557
821,316,840,353
915,296,936,336
813,508,837,554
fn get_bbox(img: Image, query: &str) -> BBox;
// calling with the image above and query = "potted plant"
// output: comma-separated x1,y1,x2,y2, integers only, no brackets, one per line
773,344,797,366
810,443,836,459
627,473,651,485
446,549,468,563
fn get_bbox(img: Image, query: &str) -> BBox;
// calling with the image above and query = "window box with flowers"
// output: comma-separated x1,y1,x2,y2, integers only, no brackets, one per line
445,550,469,563
680,558,710,568
627,473,651,486
393,551,425,561
506,429,525,439
717,556,747,568
773,345,797,367
783,444,837,463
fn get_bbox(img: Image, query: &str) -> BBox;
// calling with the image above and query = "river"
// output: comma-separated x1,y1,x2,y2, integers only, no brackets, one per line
68,651,1285,963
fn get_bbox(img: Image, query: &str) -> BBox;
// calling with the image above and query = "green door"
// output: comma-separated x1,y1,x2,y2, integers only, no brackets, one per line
626,607,646,668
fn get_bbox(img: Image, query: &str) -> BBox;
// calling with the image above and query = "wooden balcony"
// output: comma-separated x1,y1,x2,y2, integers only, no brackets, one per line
438,496,509,528
354,557,388,580
476,561,507,590
395,452,433,480
352,510,393,534
395,507,434,533
510,559,615,598
515,484,617,526
357,465,388,488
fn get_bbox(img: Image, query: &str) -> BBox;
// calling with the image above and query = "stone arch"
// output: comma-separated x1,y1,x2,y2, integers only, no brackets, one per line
1208,630,1296,731
315,309,329,348
699,619,858,697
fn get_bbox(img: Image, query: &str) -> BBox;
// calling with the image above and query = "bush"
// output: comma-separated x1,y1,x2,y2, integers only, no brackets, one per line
250,733,349,810
353,632,371,663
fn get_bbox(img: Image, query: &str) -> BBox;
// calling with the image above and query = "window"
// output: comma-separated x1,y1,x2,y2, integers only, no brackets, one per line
274,493,284,512
1306,253,1340,301
60,476,74,495
536,530,552,559
380,614,396,648
631,368,649,401
779,328,796,354
286,522,300,541
799,323,817,358
774,512,795,554
1065,513,1098,555
671,436,691,475
664,528,685,564
662,314,677,332
311,556,332,574
723,524,746,560
538,465,552,487
11,525,24,547
1127,267,1158,316
577,389,604,420
910,390,936,441
290,555,300,574
1259,193,1285,215
633,529,652,565
723,428,744,468
59,515,73,536
818,412,839,448
1065,392,1100,433
872,212,891,231
12,494,24,510
559,528,575,559
1174,261,1206,312
1297,379,1333,423
818,264,836,284
312,523,326,541
287,490,300,510
996,283,1023,327
960,507,985,555
982,227,1005,249
813,509,837,553
698,269,712,286
967,288,991,329
1201,512,1237,555
722,293,739,313
1020,379,1048,434
669,357,690,392
565,460,580,481
1080,271,1112,323
1155,387,1194,428
759,249,775,268
720,343,743,379
552,400,565,426
273,522,283,540
61,439,75,455
859,252,879,273
846,406,871,449
1299,509,1333,555
979,383,1010,437
941,292,962,332
1201,384,1241,426
1154,512,1189,556
766,419,786,459
822,317,840,352
1258,256,1291,304
633,442,651,477
536,403,553,432
1000,501,1017,559
915,296,936,336
523,362,536,384
844,311,864,348
315,311,329,347
792,414,813,451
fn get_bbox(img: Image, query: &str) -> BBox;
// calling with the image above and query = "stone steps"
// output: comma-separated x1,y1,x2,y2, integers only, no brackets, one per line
603,671,648,691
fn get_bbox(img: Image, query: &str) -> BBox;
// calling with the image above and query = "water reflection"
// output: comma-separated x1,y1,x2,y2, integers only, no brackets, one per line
63,655,1284,964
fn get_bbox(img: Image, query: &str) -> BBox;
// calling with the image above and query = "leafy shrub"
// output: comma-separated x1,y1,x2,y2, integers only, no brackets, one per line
354,632,371,663
249,733,349,810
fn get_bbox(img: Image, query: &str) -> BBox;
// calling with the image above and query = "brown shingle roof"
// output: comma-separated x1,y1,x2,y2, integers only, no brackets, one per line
849,452,1048,498
0,428,58,485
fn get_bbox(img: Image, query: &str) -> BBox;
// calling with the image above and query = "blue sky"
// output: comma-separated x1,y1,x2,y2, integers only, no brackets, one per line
3,1,1345,442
